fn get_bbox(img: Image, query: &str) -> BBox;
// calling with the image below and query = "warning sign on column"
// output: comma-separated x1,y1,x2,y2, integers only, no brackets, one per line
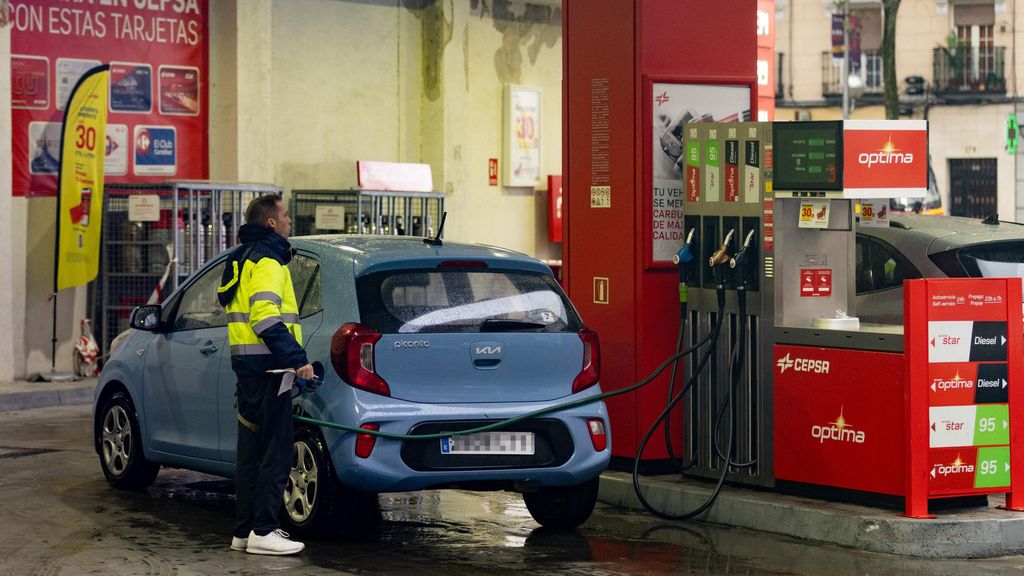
799,268,832,297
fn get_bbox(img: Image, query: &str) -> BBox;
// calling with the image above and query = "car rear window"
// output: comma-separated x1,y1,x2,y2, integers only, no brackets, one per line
936,241,1024,278
356,269,582,334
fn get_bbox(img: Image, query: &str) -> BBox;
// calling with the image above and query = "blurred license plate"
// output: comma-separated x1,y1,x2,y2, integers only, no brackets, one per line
440,432,535,455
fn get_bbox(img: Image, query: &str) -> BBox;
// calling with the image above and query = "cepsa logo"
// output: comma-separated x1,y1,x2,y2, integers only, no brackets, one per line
857,135,914,168
810,406,865,445
931,454,974,479
776,353,830,374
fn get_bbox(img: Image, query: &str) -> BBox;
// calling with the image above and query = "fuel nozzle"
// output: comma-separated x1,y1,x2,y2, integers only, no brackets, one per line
708,229,735,269
673,229,696,274
672,229,696,314
729,229,757,272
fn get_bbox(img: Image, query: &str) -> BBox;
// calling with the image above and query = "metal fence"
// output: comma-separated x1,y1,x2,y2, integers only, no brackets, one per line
94,181,282,358
291,189,445,237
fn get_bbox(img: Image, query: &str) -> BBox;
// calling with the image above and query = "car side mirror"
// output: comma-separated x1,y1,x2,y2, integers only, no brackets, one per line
130,305,163,332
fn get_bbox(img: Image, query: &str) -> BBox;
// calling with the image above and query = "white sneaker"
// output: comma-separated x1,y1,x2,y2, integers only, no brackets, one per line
230,536,247,551
245,529,305,556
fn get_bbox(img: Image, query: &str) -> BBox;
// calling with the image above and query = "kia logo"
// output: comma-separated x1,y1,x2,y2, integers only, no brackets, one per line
471,341,503,358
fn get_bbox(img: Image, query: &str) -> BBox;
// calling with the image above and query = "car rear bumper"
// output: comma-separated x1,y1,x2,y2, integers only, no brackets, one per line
321,389,611,493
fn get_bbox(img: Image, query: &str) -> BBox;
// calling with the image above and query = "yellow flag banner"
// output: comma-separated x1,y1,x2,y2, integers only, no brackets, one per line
56,65,109,292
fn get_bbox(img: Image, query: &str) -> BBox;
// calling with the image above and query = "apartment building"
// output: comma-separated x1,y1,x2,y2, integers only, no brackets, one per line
776,0,1024,221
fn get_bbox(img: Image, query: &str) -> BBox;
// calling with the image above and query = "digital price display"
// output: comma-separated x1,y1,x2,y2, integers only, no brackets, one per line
772,121,844,191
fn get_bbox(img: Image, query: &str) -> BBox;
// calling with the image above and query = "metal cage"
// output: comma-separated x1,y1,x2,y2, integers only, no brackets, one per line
291,189,445,237
94,181,282,359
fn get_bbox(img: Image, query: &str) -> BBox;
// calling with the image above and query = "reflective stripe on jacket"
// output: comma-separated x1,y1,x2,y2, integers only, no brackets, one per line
220,247,307,379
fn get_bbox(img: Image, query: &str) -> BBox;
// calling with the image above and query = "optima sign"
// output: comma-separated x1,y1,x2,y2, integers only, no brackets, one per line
842,120,927,199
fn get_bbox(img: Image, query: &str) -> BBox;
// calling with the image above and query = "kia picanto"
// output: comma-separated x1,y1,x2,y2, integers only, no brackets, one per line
93,235,610,535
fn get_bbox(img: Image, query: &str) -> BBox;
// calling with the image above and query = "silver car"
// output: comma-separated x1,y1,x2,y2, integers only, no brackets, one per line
856,214,1024,325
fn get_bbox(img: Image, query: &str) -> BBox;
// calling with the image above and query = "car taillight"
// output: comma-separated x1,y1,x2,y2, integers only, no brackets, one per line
355,423,379,458
572,327,600,394
586,418,607,452
331,322,390,396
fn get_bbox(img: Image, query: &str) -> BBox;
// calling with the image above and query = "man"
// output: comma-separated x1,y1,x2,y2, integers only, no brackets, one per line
218,194,313,555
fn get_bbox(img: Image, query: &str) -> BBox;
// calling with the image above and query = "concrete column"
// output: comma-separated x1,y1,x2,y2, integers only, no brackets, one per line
0,19,14,382
235,0,274,184
209,0,239,182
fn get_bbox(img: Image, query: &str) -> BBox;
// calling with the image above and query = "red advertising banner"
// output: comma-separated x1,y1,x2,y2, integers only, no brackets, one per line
10,0,209,197
842,120,928,199
756,0,775,120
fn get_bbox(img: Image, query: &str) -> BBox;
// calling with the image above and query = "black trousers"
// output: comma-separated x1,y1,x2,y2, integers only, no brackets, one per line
234,373,293,538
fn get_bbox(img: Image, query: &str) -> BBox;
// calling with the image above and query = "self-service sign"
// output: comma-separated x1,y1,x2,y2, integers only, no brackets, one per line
904,278,1024,518
843,120,927,200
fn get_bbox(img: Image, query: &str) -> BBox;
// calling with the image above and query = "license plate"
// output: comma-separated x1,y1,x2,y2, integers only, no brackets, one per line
440,431,535,455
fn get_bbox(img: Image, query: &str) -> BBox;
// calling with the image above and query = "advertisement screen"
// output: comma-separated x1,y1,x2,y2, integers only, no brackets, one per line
772,121,843,191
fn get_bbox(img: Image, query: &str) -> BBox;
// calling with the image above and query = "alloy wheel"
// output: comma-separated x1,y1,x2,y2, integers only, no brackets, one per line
285,439,319,523
101,405,132,476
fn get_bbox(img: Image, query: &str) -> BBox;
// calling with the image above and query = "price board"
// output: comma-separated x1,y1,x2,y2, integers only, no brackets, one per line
904,278,1024,518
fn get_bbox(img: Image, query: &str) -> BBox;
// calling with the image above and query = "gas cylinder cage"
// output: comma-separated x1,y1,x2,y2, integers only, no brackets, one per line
290,189,445,238
93,181,282,359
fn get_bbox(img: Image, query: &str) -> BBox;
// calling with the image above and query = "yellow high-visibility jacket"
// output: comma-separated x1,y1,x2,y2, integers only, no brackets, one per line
217,225,308,379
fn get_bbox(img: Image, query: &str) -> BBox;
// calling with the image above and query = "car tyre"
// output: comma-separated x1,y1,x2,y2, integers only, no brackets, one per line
282,426,341,538
523,476,600,530
98,391,159,490
282,426,383,539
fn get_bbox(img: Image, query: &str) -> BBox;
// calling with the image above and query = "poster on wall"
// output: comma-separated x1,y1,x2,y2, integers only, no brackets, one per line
503,85,542,187
650,82,751,263
9,0,209,197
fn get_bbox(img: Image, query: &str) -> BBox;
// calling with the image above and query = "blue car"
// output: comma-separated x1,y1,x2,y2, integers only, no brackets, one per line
93,235,610,533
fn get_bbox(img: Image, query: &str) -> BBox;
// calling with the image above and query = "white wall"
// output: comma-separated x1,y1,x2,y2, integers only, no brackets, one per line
927,103,1016,219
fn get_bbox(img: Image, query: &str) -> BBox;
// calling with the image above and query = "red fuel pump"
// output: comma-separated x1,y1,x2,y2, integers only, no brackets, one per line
564,0,757,464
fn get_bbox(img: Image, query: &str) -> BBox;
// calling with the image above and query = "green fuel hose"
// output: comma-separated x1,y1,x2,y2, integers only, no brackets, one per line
292,330,714,441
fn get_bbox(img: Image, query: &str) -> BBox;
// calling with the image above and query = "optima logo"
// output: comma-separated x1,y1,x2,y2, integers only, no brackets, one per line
932,371,974,391
810,406,865,445
931,454,974,478
857,136,914,168
776,353,830,374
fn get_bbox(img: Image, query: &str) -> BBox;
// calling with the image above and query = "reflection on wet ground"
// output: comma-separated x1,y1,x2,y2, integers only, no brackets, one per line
3,405,1024,575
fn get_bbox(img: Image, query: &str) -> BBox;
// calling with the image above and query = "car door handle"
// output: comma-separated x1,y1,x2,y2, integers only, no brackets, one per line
199,342,219,355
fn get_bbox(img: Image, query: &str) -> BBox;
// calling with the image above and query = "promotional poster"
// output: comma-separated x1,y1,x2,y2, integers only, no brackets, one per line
10,0,209,197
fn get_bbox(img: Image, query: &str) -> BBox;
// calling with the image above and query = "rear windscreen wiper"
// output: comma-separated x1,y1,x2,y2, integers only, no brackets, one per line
480,319,546,332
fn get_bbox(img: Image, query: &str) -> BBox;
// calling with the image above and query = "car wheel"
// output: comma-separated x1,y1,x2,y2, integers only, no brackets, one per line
282,426,382,539
282,427,341,537
522,476,599,530
98,391,159,490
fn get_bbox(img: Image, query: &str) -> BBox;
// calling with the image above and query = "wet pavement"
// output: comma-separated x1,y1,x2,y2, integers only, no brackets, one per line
5,405,1024,575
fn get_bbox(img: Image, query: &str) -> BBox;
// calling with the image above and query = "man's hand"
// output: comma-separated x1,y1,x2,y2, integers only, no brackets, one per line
296,363,314,380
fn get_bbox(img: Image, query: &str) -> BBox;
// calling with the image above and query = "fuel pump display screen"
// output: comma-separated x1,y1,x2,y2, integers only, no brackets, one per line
772,121,843,191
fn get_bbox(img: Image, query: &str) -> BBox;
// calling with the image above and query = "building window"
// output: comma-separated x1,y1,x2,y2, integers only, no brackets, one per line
864,51,882,89
954,3,996,87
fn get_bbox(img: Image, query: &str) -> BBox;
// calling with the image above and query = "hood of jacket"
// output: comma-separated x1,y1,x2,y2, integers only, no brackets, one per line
238,223,293,265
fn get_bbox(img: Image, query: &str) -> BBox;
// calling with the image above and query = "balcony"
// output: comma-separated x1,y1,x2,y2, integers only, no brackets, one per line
933,46,1006,97
820,51,884,100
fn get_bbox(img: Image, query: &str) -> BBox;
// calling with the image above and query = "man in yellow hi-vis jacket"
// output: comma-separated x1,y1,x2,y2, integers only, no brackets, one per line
217,194,312,556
